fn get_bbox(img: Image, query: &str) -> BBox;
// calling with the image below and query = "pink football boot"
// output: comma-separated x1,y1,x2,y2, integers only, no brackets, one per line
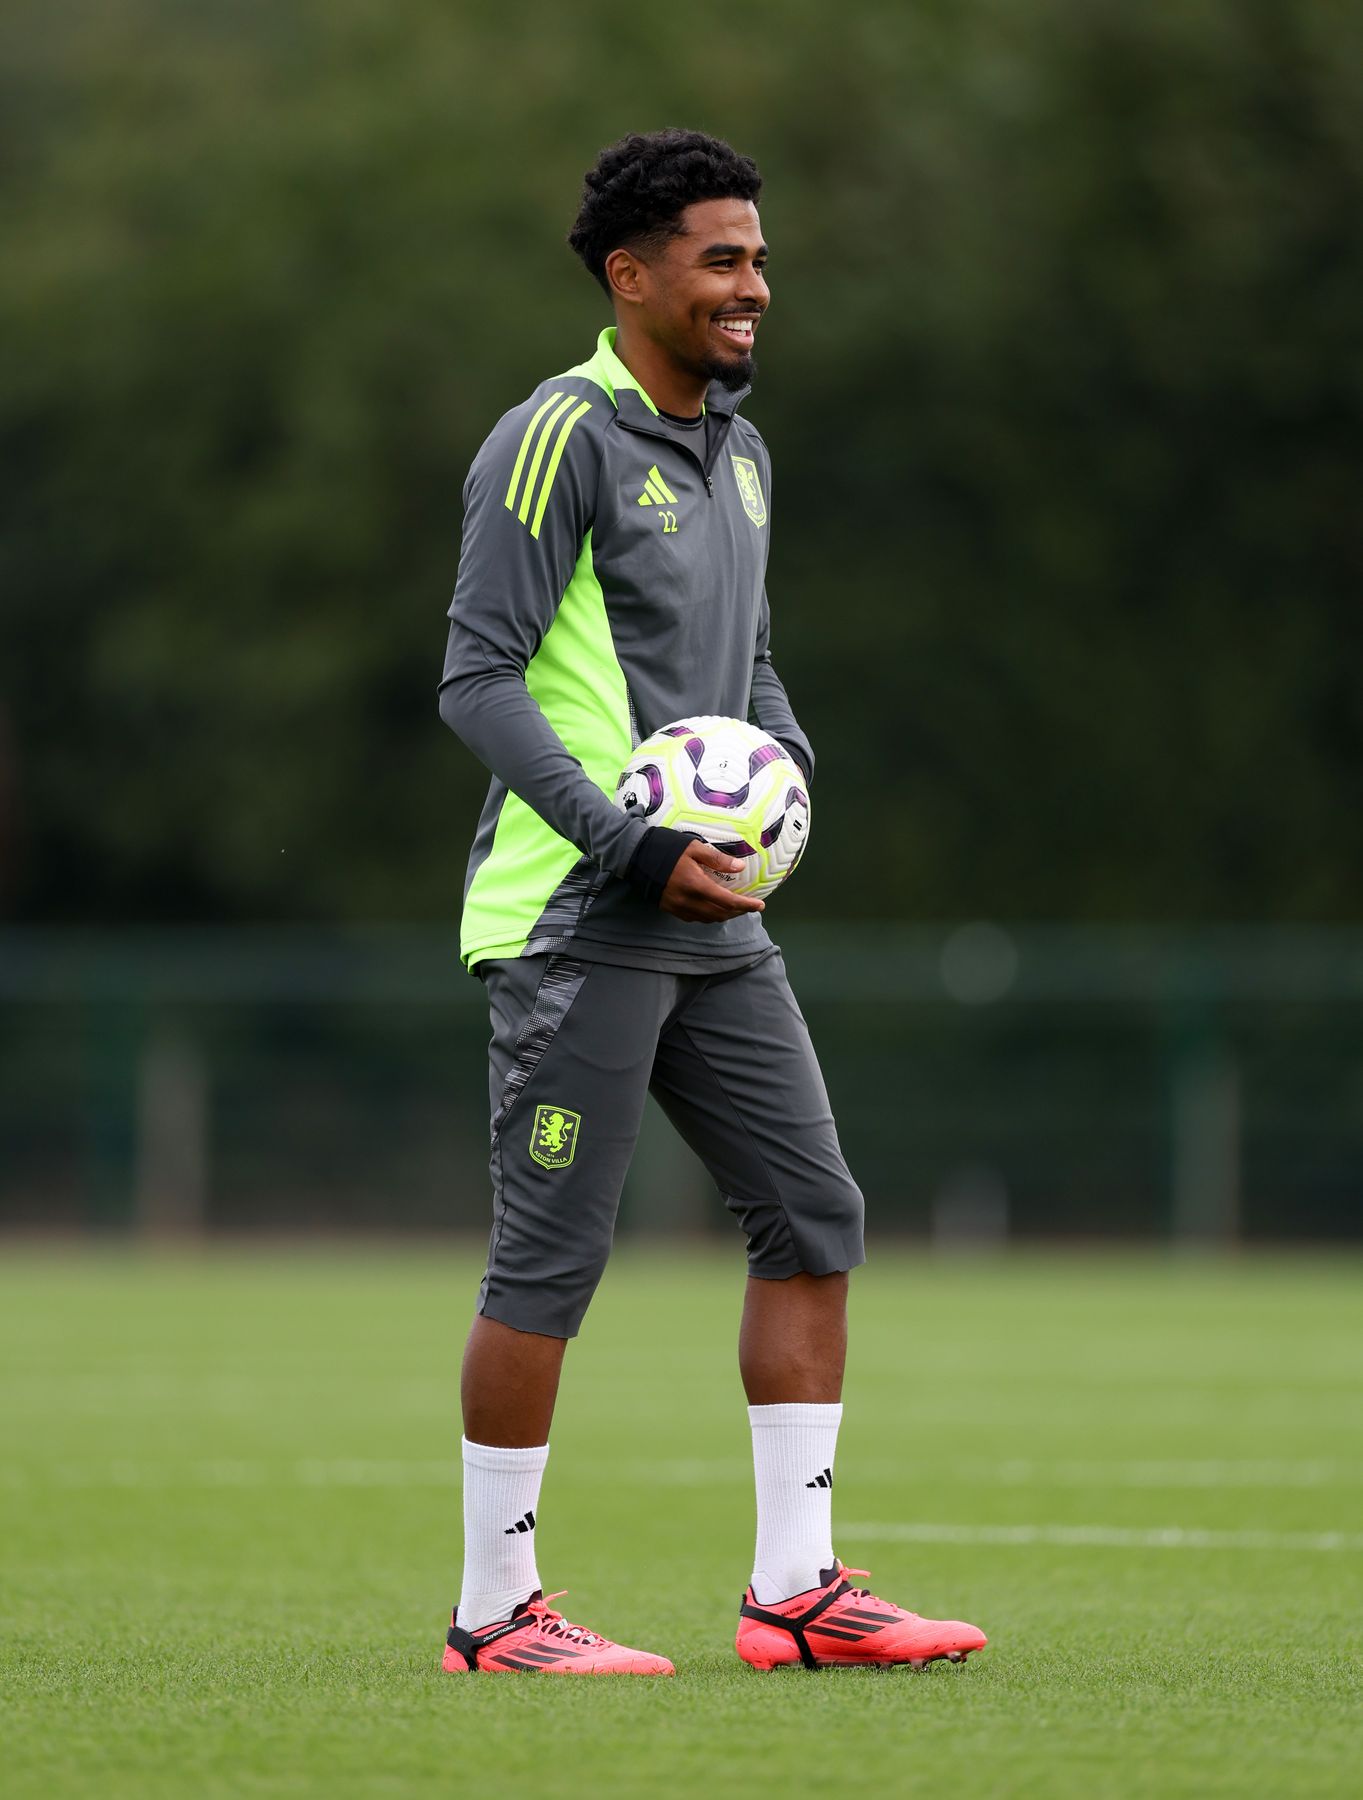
443,1590,674,1676
736,1561,987,1671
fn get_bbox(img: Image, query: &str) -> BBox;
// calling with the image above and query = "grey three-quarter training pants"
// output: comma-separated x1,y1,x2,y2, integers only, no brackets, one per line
476,949,866,1338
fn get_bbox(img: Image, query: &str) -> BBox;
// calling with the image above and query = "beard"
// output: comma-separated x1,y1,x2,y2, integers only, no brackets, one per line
701,350,757,393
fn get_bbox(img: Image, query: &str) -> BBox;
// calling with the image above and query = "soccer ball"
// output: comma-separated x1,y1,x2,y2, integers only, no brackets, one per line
613,716,811,899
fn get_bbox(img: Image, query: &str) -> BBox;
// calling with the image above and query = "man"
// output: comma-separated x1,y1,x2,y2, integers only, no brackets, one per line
437,129,986,1675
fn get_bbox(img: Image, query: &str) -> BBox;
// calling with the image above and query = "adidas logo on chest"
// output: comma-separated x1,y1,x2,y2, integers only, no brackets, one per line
636,464,680,534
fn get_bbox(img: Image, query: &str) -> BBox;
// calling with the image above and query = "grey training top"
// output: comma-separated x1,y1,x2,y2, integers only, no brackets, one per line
438,326,814,974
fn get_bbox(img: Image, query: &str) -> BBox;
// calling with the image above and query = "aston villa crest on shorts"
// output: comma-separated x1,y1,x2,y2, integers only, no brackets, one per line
529,1104,581,1170
730,455,767,527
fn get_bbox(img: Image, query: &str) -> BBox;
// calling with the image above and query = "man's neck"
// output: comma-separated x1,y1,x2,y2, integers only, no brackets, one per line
612,321,710,418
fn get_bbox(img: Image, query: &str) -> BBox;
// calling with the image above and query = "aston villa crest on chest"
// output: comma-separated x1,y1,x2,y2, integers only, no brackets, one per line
730,455,767,527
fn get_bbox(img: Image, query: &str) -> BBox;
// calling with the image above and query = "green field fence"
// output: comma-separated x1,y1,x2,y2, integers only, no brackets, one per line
1,926,1360,1243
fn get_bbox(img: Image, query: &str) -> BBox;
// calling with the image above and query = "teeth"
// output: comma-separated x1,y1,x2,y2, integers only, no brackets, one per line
718,318,756,335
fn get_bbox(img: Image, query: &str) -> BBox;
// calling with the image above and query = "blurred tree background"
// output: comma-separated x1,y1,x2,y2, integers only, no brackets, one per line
2,0,1360,929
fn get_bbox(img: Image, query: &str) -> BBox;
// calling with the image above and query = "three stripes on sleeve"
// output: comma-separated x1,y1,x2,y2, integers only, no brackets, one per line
504,393,593,540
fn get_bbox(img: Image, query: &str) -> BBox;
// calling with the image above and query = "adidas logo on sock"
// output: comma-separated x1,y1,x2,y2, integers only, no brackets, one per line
806,1468,834,1490
504,1510,536,1536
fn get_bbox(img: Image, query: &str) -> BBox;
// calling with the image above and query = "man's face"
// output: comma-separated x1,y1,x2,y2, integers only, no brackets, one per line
630,198,770,393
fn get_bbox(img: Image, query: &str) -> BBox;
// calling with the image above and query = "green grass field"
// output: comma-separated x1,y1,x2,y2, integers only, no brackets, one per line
2,1249,1361,1797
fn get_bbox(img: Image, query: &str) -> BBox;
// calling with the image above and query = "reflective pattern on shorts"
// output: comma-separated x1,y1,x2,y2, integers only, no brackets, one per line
478,950,865,1337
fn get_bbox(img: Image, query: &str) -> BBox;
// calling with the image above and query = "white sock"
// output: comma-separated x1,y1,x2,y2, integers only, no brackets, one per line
748,1401,843,1604
457,1437,549,1632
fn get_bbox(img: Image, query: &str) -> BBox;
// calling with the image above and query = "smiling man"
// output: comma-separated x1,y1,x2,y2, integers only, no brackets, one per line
436,130,986,1676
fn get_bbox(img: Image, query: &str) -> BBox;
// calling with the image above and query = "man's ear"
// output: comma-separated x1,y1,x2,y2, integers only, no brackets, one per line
605,247,645,308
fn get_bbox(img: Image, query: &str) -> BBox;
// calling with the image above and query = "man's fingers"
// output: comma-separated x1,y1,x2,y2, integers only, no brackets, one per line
685,841,762,907
686,840,747,877
662,881,765,921
676,879,764,919
657,838,765,920
681,868,763,909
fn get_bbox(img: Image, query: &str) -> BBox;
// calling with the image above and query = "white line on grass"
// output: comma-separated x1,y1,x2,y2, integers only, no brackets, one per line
983,1458,1359,1488
6,1459,1358,1552
623,1458,1363,1489
840,1522,1363,1553
3,1455,1361,1493
0,1459,463,1489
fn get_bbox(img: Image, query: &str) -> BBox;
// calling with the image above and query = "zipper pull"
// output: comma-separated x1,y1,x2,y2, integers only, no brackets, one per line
706,474,714,495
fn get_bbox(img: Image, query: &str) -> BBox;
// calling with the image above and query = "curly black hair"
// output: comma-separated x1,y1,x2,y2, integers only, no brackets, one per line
568,129,762,295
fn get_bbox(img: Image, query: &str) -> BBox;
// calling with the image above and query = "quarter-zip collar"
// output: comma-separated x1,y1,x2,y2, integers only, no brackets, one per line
561,327,748,490
566,327,751,423
615,390,737,488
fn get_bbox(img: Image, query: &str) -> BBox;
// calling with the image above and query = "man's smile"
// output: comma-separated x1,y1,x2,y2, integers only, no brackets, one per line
712,313,760,351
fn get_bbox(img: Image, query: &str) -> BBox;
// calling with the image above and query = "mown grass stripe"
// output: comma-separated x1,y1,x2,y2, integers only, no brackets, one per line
2,1254,1357,1795
841,1521,1363,1552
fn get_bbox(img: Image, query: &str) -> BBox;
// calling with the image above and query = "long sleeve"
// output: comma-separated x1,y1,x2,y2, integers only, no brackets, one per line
748,586,814,784
438,391,649,880
440,636,647,880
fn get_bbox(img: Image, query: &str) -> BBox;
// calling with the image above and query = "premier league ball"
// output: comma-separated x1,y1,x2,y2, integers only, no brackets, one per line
613,716,811,899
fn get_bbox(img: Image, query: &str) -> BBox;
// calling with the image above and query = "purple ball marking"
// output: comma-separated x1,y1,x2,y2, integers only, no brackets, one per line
691,775,750,808
680,728,751,808
645,727,799,814
619,763,667,817
761,788,810,847
687,731,761,808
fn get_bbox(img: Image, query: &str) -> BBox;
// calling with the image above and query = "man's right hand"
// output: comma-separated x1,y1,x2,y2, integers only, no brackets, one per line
659,840,766,922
